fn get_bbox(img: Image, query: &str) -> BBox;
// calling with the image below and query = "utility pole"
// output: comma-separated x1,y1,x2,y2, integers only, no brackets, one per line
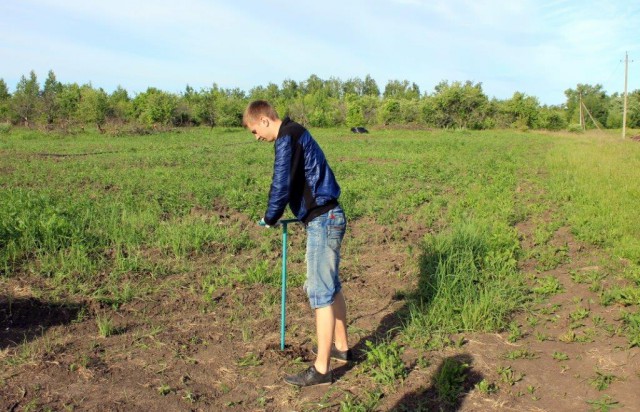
579,92,585,131
622,52,629,139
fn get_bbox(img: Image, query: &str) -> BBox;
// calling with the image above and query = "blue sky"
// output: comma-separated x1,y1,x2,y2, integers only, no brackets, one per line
1,0,638,105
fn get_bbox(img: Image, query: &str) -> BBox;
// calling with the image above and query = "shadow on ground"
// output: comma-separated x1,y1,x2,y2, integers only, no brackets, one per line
334,298,408,380
0,296,86,349
335,229,486,409
391,353,483,412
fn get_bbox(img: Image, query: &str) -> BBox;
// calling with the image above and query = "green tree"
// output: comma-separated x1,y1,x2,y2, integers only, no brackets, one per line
324,77,342,99
57,83,81,129
379,99,402,125
432,80,490,129
345,95,365,127
383,80,420,100
215,86,246,127
400,99,421,123
538,105,568,130
305,93,332,127
360,95,380,125
194,86,217,127
287,97,308,125
363,75,380,97
78,85,108,131
627,90,640,128
420,97,437,127
11,71,40,126
174,85,197,126
0,79,9,100
133,87,178,127
249,82,280,101
303,74,324,95
301,76,342,127
500,92,541,129
109,86,132,123
0,78,10,122
42,70,62,125
281,79,300,101
343,77,364,96
564,84,608,128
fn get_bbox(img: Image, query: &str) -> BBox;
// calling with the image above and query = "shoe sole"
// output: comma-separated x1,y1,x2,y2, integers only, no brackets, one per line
283,379,332,387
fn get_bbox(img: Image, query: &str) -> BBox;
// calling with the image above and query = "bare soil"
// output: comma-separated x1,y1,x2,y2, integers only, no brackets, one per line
2,206,639,411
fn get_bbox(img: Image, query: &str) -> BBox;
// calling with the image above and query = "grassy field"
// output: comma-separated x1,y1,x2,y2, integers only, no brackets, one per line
1,126,640,411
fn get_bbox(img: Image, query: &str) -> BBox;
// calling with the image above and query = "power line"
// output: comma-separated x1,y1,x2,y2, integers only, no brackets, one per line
603,60,623,86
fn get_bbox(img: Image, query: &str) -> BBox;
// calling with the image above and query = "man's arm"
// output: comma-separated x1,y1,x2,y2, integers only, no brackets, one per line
264,136,292,225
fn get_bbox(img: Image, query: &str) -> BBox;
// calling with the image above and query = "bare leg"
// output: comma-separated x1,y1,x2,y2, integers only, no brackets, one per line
314,305,335,374
332,291,349,351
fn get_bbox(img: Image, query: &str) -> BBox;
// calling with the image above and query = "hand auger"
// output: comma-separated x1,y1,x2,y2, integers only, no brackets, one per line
259,218,300,350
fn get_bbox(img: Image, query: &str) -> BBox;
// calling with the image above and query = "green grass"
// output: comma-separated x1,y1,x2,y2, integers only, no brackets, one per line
587,395,620,412
96,314,115,337
532,275,563,296
340,390,383,412
236,352,262,367
504,348,538,360
547,135,640,273
433,357,470,405
620,310,640,347
405,220,525,347
4,127,640,407
362,339,407,386
1,128,545,342
475,379,498,394
589,370,618,391
497,365,524,386
552,351,569,361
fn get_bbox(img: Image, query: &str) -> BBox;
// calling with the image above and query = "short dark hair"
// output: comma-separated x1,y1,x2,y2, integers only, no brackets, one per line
243,100,279,127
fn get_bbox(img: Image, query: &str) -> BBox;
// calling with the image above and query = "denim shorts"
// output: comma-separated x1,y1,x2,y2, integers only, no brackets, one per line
304,205,347,309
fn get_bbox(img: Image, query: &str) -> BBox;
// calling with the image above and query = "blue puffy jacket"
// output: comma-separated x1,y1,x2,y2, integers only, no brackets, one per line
264,117,341,225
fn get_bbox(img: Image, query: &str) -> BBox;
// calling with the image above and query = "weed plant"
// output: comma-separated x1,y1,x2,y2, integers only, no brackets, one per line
586,395,620,412
475,379,498,394
362,339,407,386
589,370,617,391
96,314,115,337
433,358,470,405
340,390,382,412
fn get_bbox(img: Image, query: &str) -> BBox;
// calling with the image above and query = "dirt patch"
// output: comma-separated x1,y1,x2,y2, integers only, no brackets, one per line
1,211,639,411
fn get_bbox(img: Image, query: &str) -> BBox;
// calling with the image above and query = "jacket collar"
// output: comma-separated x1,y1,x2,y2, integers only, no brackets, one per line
277,117,292,139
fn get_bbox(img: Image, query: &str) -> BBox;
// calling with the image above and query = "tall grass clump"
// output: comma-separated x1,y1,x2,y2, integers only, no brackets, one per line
405,220,524,346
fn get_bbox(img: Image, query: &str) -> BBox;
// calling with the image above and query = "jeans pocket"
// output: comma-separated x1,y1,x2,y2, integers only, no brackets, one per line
327,223,346,250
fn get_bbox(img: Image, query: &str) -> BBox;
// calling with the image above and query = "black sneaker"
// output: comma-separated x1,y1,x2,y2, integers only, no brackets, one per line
284,365,332,387
311,345,354,364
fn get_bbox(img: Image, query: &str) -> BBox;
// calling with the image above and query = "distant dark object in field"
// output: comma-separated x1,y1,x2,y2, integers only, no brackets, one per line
351,127,369,134
631,135,640,141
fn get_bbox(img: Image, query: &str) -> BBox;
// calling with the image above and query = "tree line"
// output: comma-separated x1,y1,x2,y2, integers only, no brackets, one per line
1,70,638,132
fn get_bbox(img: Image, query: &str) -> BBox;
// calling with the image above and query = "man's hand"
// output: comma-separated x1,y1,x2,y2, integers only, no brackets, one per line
259,218,280,228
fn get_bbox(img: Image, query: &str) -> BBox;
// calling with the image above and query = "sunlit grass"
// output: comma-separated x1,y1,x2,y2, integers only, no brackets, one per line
2,127,640,354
